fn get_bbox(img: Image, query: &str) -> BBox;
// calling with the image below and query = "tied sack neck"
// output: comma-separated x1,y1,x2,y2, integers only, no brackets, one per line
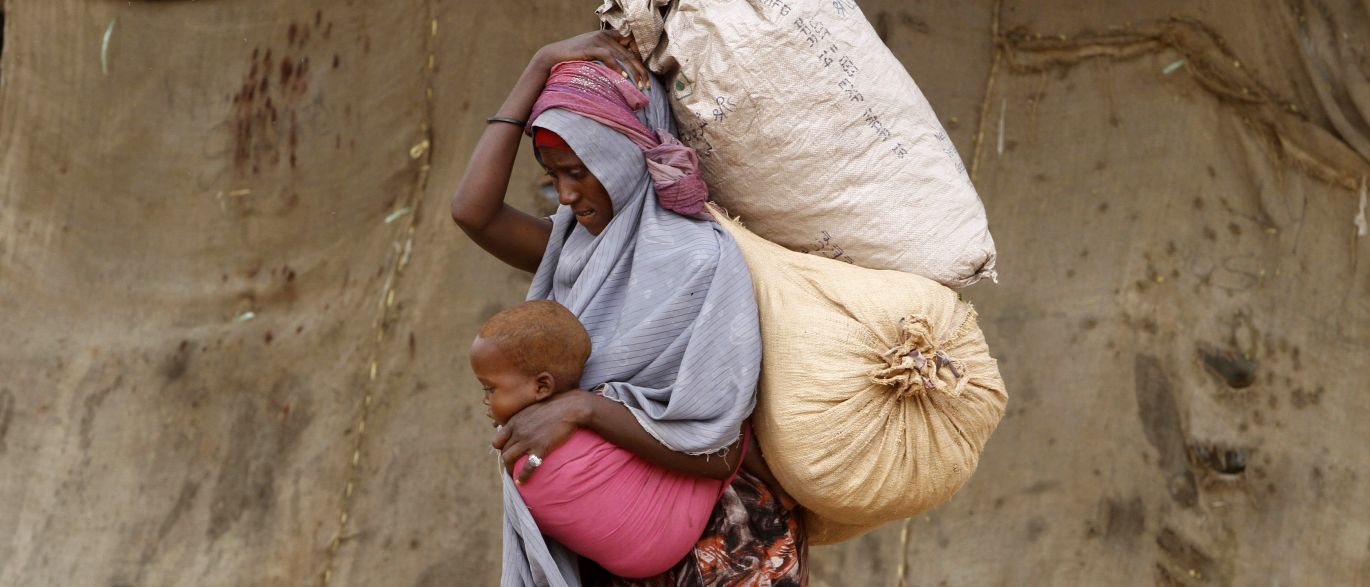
870,315,970,398
527,60,709,218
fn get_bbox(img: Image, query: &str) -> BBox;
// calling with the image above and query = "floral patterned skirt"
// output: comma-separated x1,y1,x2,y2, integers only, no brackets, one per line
584,469,808,587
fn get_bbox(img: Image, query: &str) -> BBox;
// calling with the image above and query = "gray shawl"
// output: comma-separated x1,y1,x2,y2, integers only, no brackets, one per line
499,73,762,586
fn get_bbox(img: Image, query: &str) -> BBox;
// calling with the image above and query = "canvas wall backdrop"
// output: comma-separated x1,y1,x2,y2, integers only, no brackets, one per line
0,1,1366,586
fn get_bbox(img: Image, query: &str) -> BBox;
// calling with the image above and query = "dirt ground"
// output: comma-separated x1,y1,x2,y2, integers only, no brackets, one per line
1,1,1367,586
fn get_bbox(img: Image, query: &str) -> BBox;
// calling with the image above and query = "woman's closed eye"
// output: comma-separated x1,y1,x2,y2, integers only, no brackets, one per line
545,166,586,180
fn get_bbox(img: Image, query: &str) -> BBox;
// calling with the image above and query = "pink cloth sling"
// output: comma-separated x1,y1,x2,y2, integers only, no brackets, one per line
513,428,744,578
527,60,709,218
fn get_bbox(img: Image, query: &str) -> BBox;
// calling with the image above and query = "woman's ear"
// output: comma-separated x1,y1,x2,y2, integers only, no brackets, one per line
533,372,557,400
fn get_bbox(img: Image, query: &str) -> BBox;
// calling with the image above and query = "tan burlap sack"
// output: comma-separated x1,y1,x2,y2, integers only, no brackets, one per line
709,205,1009,544
599,0,997,287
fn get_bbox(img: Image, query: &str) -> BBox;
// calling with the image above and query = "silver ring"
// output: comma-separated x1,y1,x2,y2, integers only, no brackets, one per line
526,454,543,469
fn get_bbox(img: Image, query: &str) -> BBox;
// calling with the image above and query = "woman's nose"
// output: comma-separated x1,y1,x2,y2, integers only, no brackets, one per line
558,189,580,206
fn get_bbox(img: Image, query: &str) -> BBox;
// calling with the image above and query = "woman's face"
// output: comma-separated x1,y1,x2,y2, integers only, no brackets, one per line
539,147,615,235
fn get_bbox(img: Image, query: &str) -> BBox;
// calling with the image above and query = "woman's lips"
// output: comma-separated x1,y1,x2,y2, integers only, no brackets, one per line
575,209,595,218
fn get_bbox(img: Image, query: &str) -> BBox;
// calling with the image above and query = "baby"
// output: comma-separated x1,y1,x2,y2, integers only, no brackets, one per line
469,300,732,578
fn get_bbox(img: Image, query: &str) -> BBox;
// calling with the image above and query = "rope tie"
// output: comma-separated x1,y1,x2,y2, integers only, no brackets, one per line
870,315,969,398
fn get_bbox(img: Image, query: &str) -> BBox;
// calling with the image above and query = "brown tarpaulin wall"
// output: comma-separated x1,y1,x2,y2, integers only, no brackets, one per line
1,1,1367,585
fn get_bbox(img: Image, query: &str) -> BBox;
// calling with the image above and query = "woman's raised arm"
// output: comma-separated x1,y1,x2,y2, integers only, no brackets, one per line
450,31,648,273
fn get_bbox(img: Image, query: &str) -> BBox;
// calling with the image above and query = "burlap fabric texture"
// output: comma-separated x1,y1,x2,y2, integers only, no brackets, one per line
710,204,1009,544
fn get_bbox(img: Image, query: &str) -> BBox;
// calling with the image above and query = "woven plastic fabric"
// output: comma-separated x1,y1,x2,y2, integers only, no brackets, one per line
600,0,998,287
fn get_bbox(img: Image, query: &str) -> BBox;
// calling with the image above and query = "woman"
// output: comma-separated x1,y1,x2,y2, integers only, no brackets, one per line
451,31,807,586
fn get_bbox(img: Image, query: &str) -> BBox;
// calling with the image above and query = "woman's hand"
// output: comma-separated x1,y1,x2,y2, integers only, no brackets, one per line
492,390,593,484
533,30,649,91
742,429,798,510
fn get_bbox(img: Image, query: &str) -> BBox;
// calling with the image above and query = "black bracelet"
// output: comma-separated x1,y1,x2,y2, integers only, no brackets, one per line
486,116,527,127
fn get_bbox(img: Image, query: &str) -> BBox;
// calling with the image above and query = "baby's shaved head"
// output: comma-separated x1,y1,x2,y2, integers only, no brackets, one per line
476,300,591,392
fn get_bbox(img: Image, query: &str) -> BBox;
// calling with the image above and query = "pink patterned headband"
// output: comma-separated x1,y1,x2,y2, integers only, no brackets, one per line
528,61,708,218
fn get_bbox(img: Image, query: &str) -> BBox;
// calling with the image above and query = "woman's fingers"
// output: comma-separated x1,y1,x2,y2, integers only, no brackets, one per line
515,453,540,485
621,38,649,90
592,31,631,76
599,31,648,91
591,46,630,79
543,31,650,92
631,57,650,92
491,423,512,450
625,36,648,87
501,439,527,472
500,439,544,485
492,391,585,484
622,43,649,92
497,420,541,481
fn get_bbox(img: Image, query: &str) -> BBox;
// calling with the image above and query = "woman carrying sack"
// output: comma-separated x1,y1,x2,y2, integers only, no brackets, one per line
451,30,807,587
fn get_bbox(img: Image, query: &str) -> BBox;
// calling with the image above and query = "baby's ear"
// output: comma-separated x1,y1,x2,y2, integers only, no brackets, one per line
534,372,557,400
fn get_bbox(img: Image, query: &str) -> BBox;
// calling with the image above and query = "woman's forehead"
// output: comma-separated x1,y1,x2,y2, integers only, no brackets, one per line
537,147,585,169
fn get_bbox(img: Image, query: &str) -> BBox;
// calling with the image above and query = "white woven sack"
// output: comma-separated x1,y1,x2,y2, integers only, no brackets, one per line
599,0,998,287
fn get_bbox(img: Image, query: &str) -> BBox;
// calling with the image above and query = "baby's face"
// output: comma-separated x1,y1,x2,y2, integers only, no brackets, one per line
469,337,540,425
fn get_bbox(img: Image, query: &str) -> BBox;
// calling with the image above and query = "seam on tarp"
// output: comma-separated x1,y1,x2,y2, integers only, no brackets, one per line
969,0,1004,185
996,17,1370,192
1,1,7,88
317,1,439,585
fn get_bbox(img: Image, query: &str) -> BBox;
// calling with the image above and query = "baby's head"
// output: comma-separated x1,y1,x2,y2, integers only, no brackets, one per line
469,300,591,424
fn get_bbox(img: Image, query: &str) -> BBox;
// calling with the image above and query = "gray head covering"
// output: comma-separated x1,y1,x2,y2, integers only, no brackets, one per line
500,71,762,586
